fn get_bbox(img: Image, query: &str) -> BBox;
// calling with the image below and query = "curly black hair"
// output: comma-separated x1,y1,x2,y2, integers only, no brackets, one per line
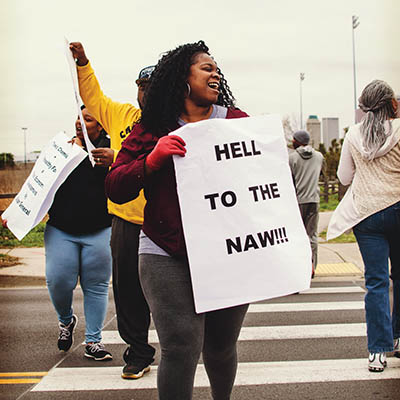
141,40,236,136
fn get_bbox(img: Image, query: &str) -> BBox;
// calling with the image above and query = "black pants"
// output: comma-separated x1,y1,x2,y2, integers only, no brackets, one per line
110,216,155,363
139,254,249,400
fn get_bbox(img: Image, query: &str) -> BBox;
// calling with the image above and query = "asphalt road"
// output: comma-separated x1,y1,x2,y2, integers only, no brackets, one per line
1,279,399,400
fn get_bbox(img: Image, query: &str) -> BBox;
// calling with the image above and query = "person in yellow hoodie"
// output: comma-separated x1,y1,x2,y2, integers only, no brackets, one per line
69,42,155,380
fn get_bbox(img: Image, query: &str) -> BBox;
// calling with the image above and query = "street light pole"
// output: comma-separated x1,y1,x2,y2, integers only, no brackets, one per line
352,15,360,122
21,127,28,164
299,72,305,129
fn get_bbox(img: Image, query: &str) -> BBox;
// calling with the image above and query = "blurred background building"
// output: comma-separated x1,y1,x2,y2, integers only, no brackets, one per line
306,115,321,149
322,118,339,148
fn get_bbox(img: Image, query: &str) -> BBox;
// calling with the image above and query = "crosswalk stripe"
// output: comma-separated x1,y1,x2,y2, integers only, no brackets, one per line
101,323,366,344
239,323,365,339
249,301,364,312
32,358,400,392
300,286,364,294
32,283,372,395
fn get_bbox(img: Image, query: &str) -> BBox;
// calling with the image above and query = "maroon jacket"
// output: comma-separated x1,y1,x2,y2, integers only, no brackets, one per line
105,108,249,259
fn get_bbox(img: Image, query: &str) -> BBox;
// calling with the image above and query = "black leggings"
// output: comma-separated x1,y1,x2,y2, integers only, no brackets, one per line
139,254,248,400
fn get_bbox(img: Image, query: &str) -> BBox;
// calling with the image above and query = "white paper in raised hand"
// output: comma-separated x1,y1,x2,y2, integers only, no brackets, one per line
64,37,95,166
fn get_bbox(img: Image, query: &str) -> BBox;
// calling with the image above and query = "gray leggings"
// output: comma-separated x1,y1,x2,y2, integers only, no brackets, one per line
139,254,249,400
299,202,319,267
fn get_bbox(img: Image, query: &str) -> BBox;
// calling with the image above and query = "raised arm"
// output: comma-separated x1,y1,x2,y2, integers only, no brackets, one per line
69,42,140,135
69,42,89,67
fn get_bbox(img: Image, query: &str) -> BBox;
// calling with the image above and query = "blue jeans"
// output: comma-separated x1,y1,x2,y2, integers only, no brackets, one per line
353,201,400,353
45,225,112,343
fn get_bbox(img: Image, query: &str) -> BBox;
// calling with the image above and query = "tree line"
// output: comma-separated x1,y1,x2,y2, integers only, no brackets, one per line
0,153,15,169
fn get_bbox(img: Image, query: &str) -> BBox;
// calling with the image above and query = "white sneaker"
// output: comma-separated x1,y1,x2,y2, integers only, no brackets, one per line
394,338,400,358
368,352,387,372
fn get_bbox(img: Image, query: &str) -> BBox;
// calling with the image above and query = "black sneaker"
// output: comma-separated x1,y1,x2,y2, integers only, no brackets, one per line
122,361,151,379
84,342,113,361
121,346,153,379
57,314,78,352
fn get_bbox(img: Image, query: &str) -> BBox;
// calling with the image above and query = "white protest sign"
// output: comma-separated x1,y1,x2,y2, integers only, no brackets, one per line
64,37,95,166
173,114,312,313
2,132,87,240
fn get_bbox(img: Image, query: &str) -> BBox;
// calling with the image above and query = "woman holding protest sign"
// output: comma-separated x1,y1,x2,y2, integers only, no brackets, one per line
331,80,400,372
45,106,114,361
105,41,249,399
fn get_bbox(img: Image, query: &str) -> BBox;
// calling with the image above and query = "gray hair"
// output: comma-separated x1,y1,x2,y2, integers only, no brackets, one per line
358,79,397,160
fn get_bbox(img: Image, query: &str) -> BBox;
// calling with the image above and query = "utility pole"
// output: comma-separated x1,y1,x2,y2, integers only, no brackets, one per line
21,127,28,164
299,72,305,129
352,15,360,122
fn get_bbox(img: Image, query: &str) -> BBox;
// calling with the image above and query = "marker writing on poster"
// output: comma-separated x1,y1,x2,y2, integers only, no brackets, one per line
226,227,289,255
204,183,280,210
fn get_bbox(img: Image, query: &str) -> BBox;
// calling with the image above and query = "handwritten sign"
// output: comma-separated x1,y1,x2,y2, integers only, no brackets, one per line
173,114,312,313
2,132,87,240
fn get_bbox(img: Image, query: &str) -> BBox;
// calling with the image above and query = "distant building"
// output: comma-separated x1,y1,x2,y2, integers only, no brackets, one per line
306,115,321,149
322,117,339,149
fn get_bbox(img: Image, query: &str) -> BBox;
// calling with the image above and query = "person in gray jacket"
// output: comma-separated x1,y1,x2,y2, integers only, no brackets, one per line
289,130,324,276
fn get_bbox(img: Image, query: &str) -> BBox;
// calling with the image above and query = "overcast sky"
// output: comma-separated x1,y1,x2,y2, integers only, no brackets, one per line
1,0,399,157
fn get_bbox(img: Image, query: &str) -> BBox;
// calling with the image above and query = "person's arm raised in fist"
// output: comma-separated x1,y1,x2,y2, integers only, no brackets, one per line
69,42,89,67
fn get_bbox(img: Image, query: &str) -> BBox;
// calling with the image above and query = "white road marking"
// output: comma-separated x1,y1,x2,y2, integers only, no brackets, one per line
101,322,366,344
300,286,364,294
33,283,373,394
249,301,364,313
32,358,400,392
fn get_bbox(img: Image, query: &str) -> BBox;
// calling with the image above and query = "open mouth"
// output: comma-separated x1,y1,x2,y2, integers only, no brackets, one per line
208,82,219,91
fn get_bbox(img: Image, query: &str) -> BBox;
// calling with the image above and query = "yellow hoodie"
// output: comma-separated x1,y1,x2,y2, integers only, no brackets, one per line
77,62,145,225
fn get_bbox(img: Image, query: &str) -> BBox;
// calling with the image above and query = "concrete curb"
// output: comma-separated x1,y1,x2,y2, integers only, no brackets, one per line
0,212,365,287
0,275,46,288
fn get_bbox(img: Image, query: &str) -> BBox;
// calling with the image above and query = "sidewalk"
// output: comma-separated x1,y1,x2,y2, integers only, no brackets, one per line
317,211,363,277
0,247,46,287
0,212,364,287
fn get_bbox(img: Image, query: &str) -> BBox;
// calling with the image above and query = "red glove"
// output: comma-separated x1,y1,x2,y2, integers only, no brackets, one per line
146,135,186,171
